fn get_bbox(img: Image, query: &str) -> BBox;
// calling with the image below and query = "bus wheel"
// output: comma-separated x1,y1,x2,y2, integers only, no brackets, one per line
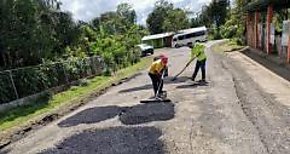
175,44,179,48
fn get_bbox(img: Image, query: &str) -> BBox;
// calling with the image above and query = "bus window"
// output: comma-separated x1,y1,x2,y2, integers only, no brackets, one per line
194,31,205,37
184,34,190,39
178,36,184,40
188,33,195,38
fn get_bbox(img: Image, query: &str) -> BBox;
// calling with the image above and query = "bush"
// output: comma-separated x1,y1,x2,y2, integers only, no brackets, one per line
0,72,17,104
12,67,50,98
220,25,238,38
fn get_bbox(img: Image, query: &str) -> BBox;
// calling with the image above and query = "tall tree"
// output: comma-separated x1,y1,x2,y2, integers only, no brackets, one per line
92,3,136,35
146,0,173,34
117,3,136,25
163,8,190,32
147,0,190,34
208,0,229,28
0,0,80,68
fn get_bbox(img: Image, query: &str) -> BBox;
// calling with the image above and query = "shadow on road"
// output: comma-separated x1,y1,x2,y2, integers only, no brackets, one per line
118,76,189,93
0,149,10,154
164,76,189,83
119,84,152,93
58,106,121,127
41,126,165,154
119,102,175,125
176,82,209,89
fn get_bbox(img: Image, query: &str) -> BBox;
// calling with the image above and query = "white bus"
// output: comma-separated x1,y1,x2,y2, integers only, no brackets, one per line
172,26,208,48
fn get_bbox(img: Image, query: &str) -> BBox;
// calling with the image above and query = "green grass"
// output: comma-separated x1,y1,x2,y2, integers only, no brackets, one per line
0,57,152,132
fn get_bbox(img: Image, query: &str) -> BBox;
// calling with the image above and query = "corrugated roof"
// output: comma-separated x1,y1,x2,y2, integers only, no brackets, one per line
245,0,290,12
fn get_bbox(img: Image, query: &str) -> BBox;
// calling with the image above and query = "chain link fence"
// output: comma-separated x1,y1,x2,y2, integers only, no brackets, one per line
0,56,104,105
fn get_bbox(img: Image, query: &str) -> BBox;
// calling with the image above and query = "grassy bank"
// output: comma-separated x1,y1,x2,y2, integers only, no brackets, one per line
0,57,152,132
212,40,244,53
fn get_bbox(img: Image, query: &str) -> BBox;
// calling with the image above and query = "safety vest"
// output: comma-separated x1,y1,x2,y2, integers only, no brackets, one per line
191,44,207,61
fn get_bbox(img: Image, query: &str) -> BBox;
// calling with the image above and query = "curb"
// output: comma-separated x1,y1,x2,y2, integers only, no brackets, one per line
246,47,290,70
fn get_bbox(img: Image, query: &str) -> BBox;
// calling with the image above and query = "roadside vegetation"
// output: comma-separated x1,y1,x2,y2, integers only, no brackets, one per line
212,40,245,53
0,0,150,141
190,0,246,45
0,1,148,104
0,56,152,132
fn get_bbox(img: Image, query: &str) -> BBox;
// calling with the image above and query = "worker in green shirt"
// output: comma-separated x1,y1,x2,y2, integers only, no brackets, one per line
190,43,207,82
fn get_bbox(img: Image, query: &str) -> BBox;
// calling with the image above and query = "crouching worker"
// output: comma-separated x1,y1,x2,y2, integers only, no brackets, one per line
148,55,168,98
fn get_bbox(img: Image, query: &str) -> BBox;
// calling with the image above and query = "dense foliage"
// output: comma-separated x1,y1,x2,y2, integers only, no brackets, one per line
190,0,230,39
0,1,148,104
0,0,80,69
0,0,147,70
146,0,190,34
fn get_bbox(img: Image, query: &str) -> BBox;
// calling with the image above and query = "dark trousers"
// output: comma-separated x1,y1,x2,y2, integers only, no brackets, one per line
192,59,206,81
149,73,163,96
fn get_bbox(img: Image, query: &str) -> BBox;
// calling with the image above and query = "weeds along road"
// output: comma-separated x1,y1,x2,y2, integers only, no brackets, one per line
2,41,290,154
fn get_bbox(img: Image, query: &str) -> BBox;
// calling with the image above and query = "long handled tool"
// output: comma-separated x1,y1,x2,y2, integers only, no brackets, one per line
171,57,195,81
155,70,165,98
140,70,171,103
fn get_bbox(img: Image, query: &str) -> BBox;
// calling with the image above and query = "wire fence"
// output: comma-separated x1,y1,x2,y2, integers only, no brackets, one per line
0,56,104,104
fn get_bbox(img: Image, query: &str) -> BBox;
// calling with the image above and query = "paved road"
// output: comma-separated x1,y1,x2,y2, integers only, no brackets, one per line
2,41,290,154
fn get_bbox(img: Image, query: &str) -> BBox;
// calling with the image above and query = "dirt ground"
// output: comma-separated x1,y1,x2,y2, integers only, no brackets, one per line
2,41,290,154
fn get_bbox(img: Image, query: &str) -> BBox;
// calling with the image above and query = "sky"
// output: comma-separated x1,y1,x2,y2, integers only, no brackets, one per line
59,0,212,25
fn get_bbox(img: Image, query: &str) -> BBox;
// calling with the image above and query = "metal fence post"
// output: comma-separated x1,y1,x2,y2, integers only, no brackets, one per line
8,70,19,99
62,63,69,84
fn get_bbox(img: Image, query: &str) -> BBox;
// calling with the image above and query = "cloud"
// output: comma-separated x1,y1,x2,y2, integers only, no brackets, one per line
59,0,211,25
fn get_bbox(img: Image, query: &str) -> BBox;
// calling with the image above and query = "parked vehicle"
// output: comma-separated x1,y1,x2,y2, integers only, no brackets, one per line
172,26,208,48
136,44,154,56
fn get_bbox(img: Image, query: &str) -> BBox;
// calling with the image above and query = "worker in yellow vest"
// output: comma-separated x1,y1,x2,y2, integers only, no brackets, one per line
148,55,168,97
190,43,207,82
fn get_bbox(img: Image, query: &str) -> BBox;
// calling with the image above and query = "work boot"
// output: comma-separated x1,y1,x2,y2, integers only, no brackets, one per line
191,77,195,82
198,79,208,85
149,96,156,99
200,79,206,82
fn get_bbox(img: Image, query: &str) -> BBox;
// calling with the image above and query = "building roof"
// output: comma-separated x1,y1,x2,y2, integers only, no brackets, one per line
245,0,290,12
141,32,175,41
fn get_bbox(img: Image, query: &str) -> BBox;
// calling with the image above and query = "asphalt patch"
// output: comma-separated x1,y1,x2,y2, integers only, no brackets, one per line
40,127,165,154
119,102,175,125
58,106,121,127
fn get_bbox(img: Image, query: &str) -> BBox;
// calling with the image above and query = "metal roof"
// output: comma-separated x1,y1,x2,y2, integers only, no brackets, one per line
245,0,290,12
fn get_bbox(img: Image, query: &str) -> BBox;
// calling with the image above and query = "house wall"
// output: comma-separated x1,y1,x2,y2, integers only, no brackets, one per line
246,5,290,64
